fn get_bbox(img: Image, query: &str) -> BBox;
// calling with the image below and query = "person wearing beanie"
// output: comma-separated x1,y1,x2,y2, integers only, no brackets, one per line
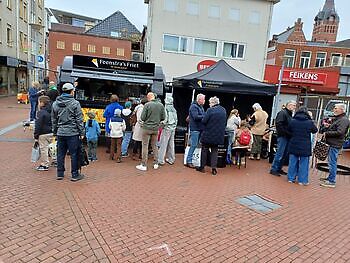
85,111,101,161
109,108,126,162
121,101,133,157
158,96,178,165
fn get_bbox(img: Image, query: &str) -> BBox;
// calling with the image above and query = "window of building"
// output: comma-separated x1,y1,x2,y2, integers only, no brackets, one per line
7,0,12,10
19,31,24,50
300,51,311,68
315,52,326,67
223,42,245,59
23,2,28,21
0,19,2,44
111,31,121,38
88,44,96,53
72,42,80,52
19,0,24,19
344,55,350,67
194,39,217,56
117,48,125,57
163,34,187,52
38,0,43,8
249,11,261,25
284,49,296,68
164,0,178,12
208,5,220,18
187,1,199,16
102,46,111,55
229,8,240,22
56,41,65,50
331,53,342,66
72,18,85,28
23,34,28,52
6,24,13,46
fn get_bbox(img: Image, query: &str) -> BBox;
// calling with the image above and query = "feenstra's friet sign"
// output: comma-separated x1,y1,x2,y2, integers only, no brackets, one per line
282,69,328,85
73,55,155,75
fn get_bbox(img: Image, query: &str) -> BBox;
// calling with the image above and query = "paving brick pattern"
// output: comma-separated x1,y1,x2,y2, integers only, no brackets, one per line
1,96,350,262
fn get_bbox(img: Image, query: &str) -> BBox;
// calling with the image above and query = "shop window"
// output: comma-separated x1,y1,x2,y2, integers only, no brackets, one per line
194,39,217,56
223,42,245,59
164,0,178,12
117,48,125,57
315,52,326,67
163,34,187,53
72,42,80,52
331,54,342,66
344,55,350,67
88,44,96,53
6,24,13,47
208,5,220,18
56,41,65,50
249,11,261,25
284,49,295,68
300,51,311,68
229,8,240,22
102,46,111,55
187,1,199,16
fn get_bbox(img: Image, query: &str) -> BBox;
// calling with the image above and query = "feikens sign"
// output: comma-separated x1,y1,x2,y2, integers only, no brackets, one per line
72,55,155,75
282,69,328,85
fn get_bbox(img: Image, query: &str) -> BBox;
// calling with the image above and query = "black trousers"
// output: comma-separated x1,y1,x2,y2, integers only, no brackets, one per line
200,144,218,169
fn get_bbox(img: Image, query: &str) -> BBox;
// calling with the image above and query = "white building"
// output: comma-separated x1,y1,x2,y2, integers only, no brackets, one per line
144,0,280,82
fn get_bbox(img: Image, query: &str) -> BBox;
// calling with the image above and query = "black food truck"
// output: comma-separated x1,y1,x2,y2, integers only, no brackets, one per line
58,55,166,133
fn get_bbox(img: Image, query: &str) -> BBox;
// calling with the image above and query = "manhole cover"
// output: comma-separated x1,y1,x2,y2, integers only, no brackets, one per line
236,194,282,213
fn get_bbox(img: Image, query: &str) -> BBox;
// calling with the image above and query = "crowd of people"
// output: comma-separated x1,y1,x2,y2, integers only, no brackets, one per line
30,81,350,187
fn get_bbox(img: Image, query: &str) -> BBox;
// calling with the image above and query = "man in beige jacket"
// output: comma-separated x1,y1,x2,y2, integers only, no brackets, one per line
249,103,268,160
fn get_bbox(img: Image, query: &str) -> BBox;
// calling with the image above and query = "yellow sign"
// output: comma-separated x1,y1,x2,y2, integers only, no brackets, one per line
82,108,105,124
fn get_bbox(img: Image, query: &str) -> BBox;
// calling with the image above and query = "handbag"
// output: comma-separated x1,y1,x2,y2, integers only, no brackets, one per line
78,144,89,168
313,136,330,161
31,141,41,162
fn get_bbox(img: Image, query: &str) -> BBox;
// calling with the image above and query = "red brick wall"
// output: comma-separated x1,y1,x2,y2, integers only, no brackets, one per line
312,21,338,43
48,31,132,81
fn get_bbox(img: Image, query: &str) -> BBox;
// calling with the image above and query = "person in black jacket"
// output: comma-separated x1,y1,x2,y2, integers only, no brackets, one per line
34,96,53,171
287,107,318,185
320,103,350,188
196,96,226,176
270,101,296,176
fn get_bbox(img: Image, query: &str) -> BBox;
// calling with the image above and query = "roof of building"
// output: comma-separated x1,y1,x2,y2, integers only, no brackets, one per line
50,23,85,34
85,11,140,38
274,27,295,43
49,8,101,24
315,0,339,21
330,39,350,48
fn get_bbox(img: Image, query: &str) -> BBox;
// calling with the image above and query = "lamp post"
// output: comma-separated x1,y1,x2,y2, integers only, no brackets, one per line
271,57,286,123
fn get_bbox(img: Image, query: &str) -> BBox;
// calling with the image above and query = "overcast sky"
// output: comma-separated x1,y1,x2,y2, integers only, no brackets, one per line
46,0,349,41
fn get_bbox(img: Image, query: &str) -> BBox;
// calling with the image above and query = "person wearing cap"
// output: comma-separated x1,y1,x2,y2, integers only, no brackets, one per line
158,96,178,165
249,103,268,160
51,82,85,182
46,81,59,102
109,108,126,163
85,111,101,161
121,101,133,157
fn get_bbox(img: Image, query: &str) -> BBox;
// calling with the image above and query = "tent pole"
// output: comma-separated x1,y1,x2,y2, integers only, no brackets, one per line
191,88,195,102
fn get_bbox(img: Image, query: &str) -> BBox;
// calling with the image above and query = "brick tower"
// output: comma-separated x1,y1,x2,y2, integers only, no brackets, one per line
312,0,339,43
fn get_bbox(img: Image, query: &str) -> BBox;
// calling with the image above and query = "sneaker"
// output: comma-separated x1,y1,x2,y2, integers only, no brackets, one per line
319,177,328,182
36,165,49,171
212,168,217,176
165,158,174,165
51,161,57,167
298,182,309,186
279,170,288,176
153,163,159,170
158,162,165,166
136,164,147,171
196,167,205,173
270,170,281,177
320,181,336,188
56,176,64,180
121,154,129,158
288,180,295,183
185,163,196,169
71,174,84,182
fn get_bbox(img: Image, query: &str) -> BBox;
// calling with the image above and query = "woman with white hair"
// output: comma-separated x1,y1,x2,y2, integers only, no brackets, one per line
249,103,268,160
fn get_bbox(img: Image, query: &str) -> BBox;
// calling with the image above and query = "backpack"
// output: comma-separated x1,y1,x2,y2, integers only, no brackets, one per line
239,130,251,146
129,111,137,126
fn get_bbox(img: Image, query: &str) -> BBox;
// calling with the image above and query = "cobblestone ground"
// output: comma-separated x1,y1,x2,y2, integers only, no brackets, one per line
1,96,350,262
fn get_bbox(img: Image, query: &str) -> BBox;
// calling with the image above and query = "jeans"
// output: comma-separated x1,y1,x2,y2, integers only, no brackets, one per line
328,147,340,183
121,131,132,155
271,136,289,172
287,154,310,184
200,144,218,169
30,100,37,121
57,135,80,178
186,131,200,164
226,131,235,157
87,140,98,160
141,129,159,166
38,133,53,166
158,129,175,164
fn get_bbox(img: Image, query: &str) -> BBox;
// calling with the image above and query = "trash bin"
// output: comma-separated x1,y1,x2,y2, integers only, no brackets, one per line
175,126,187,153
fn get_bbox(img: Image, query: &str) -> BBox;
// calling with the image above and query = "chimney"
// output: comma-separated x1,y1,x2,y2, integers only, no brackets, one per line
294,18,303,31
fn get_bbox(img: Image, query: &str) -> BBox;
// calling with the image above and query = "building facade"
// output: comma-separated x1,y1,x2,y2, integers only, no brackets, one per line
144,0,279,82
0,0,46,96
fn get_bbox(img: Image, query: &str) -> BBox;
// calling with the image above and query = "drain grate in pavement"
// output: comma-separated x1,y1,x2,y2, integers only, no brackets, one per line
0,138,32,143
236,194,282,213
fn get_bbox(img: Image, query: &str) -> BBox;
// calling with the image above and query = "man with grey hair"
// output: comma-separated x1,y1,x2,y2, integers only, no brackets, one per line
320,103,350,188
185,93,205,168
250,103,268,160
270,100,297,176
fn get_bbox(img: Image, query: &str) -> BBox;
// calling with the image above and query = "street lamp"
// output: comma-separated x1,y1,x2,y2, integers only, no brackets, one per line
271,56,287,123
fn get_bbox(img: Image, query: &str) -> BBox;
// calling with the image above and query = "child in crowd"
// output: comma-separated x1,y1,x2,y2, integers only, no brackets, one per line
121,101,133,157
109,109,126,163
85,112,101,161
34,95,53,171
232,121,253,166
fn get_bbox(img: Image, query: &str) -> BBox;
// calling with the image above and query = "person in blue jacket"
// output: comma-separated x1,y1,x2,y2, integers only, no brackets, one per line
103,94,123,153
85,112,101,161
28,81,43,121
287,107,318,185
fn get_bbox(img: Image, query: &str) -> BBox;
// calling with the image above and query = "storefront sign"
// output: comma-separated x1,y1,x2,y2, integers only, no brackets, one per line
282,69,327,85
197,60,216,71
73,55,155,76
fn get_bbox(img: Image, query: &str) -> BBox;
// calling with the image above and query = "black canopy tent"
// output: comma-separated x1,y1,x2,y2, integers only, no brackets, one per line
172,60,277,127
